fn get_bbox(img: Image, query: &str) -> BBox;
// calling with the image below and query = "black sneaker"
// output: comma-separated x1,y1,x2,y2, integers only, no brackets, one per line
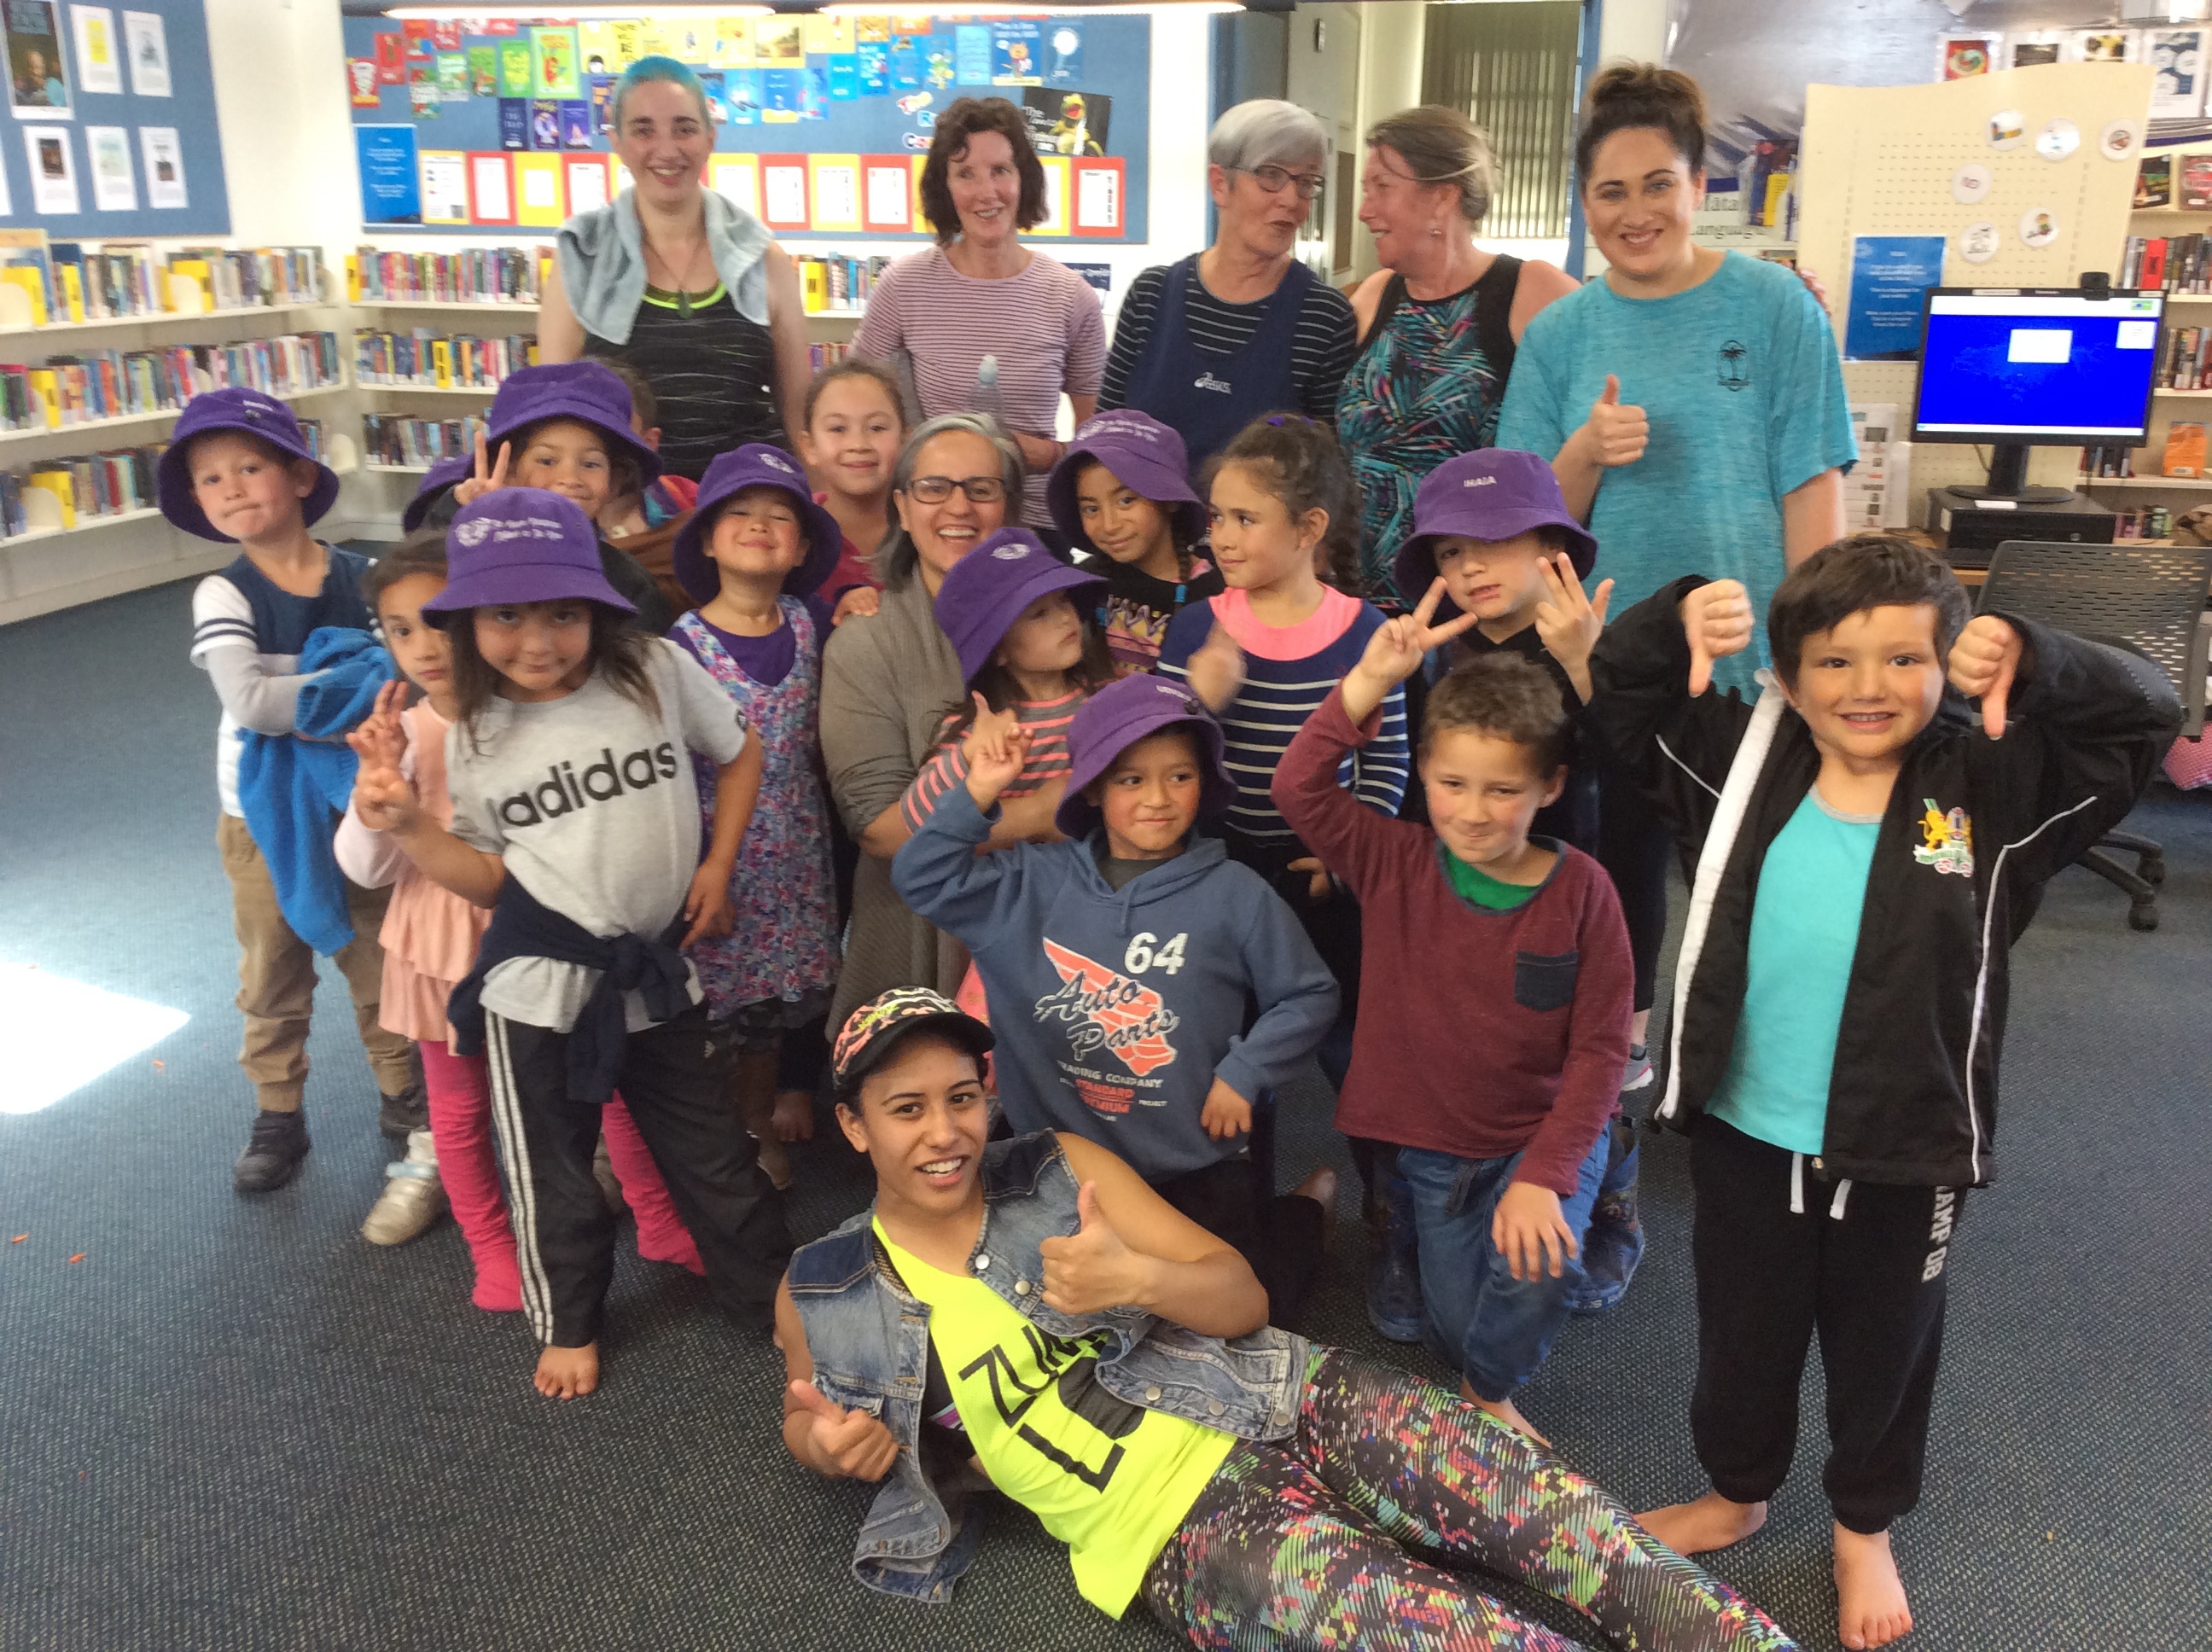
377,1085,428,1142
234,1109,310,1193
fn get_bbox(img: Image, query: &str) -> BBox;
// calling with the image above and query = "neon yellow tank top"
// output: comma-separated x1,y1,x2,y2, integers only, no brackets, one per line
873,1218,1235,1618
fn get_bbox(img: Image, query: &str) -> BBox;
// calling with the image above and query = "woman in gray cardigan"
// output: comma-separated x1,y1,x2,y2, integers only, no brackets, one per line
818,415,1026,1032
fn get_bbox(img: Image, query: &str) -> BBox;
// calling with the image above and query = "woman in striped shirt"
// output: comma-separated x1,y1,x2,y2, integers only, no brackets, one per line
1158,416,1408,1085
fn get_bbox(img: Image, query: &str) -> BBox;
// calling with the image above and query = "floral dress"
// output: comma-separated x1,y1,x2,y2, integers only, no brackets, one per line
674,601,841,1030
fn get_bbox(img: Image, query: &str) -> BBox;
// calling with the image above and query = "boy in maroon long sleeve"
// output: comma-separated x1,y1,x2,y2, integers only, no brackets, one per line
1273,579,1632,1440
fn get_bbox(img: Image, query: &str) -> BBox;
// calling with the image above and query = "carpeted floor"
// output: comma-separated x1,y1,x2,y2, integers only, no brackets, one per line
3,579,2208,1651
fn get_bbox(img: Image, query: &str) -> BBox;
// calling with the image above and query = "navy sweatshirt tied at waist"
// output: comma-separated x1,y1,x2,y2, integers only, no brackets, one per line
446,875,693,1103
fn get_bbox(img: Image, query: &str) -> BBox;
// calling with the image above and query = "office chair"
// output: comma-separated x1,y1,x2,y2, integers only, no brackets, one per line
1977,538,2211,932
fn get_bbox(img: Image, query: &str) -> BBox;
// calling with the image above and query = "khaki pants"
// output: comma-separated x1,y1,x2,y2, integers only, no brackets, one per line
217,812,421,1114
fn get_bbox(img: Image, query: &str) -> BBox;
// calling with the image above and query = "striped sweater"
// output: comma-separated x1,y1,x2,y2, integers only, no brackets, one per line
1158,588,1408,847
899,689,1087,834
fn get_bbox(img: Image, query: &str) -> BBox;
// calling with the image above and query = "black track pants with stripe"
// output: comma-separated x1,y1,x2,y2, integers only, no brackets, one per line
484,1003,791,1347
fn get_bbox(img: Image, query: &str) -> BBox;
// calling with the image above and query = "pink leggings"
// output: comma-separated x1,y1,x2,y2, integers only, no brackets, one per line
416,1038,701,1282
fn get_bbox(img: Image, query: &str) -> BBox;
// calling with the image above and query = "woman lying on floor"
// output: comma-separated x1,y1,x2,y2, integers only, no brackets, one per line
774,986,1798,1651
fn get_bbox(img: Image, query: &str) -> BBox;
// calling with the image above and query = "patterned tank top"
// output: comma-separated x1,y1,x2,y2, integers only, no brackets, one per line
1336,254,1521,611
585,282,785,482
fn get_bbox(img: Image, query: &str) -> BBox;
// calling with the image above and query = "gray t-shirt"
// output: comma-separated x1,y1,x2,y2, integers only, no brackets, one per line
447,640,748,1032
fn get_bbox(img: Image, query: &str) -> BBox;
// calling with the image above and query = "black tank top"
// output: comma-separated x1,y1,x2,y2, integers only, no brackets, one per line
584,285,785,481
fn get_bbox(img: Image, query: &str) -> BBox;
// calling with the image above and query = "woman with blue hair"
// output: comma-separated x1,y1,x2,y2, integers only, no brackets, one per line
538,56,811,480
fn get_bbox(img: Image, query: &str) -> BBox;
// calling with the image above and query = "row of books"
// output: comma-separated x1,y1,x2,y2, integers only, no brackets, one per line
347,246,550,307
806,340,855,374
354,329,537,390
0,239,323,328
0,333,343,433
2156,323,2212,390
2132,153,2212,212
2119,232,2212,292
6,445,162,535
363,413,486,470
2082,444,2142,478
796,254,894,315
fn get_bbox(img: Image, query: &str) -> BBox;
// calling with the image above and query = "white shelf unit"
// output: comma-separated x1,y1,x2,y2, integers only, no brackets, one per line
2080,474,2212,489
354,299,542,316
0,377,351,448
0,300,329,340
357,381,504,397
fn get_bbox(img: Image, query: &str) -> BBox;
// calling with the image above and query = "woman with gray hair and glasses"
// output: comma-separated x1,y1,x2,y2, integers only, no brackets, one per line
1339,104,1578,610
818,413,1028,1031
1098,99,1359,473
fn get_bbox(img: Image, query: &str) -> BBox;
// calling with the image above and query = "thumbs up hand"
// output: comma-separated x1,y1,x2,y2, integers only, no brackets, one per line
1039,1182,1144,1317
1583,373,1650,468
788,1380,901,1480
1679,579,1754,697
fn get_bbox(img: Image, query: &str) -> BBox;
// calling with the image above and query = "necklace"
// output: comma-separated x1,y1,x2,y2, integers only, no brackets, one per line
647,234,710,317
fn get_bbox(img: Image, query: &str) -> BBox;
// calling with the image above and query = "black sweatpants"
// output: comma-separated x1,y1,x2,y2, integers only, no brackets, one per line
483,1003,792,1347
1153,1154,1327,1330
1595,759,1673,1016
1688,1116,1965,1533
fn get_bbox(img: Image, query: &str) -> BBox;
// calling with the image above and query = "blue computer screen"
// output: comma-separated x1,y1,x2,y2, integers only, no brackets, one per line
1913,292,2165,439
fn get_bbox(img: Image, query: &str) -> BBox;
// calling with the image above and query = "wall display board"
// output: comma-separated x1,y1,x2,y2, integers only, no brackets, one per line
0,0,226,235
341,11,1148,242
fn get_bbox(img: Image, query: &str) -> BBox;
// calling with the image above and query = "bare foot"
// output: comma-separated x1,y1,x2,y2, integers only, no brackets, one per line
1639,1490,1768,1556
1834,1523,1912,1649
1458,1377,1551,1446
534,1341,599,1400
771,1089,816,1142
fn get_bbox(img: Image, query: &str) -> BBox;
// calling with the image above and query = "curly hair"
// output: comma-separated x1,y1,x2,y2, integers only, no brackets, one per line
1422,652,1571,772
918,97,1048,245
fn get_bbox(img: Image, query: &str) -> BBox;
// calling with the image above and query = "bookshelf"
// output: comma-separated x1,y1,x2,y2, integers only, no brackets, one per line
354,300,543,317
0,378,350,449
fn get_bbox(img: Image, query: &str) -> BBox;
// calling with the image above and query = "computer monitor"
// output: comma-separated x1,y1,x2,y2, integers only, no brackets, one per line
1912,287,2166,502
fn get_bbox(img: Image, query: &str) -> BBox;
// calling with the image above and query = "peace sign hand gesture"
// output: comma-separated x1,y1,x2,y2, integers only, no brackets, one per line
451,429,514,508
1342,577,1479,724
1532,554,1614,704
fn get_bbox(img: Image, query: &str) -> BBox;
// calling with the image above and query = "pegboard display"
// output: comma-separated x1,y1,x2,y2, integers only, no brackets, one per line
1799,61,2155,495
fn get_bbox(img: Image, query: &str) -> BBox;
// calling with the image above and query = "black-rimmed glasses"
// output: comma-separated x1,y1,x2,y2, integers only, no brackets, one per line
904,474,1007,504
1237,164,1325,201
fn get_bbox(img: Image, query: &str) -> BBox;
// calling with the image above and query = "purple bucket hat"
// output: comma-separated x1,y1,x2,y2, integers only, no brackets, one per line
156,387,341,543
1055,673,1235,840
400,452,474,534
934,527,1105,685
1045,410,1208,556
671,444,844,607
1394,449,1599,619
420,487,634,627
484,361,662,486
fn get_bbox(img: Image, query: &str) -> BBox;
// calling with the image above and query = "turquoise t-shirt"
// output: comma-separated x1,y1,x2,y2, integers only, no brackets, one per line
1709,790,1879,1154
1494,253,1857,695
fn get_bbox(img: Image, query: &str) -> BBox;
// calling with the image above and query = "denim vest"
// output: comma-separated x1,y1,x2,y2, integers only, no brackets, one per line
786,1131,1312,1604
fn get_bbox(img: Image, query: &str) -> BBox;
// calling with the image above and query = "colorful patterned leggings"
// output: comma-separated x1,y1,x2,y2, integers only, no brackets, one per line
1141,1350,1796,1652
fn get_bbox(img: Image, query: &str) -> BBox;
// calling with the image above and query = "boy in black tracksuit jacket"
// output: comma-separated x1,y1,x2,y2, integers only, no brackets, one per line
1570,536,2178,1652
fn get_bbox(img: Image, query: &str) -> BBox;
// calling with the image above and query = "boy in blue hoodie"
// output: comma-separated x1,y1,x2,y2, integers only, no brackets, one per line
893,672,1342,1323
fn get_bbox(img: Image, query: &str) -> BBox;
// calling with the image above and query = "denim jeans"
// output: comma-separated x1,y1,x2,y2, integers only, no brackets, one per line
1400,1129,1610,1402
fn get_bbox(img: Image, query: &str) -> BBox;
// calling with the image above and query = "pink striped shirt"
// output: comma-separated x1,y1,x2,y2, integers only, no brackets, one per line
899,689,1087,833
852,247,1106,523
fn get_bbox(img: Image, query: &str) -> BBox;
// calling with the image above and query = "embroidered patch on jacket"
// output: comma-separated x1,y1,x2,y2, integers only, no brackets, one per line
1913,797,1975,876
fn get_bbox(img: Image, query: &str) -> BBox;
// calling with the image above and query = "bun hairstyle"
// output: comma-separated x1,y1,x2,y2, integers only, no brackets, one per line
1575,62,1708,182
1365,105,1497,229
1206,414,1361,590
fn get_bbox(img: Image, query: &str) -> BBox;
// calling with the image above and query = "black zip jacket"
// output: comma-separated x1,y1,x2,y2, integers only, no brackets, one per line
1585,578,2180,1188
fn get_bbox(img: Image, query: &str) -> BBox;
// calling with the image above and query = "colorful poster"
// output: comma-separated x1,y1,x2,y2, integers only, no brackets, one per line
355,124,419,224
347,57,380,109
23,125,73,211
992,21,1041,85
888,36,922,90
1073,156,1123,235
140,121,182,206
84,121,131,210
531,26,579,99
497,98,527,150
727,69,759,125
588,73,615,134
1044,22,1082,84
559,99,591,148
467,44,496,99
802,16,853,56
419,148,468,223
854,16,891,44
119,7,162,96
1033,154,1069,236
760,67,800,121
1844,235,1943,361
529,99,560,151
1024,88,1109,156
497,38,530,97
607,20,641,71
713,16,753,67
2149,29,2205,121
513,150,563,226
577,20,619,75
756,17,801,64
429,20,460,52
374,32,404,85
827,54,857,101
956,25,992,86
435,51,466,100
7,1,72,118
408,68,437,120
69,4,117,94
857,42,888,95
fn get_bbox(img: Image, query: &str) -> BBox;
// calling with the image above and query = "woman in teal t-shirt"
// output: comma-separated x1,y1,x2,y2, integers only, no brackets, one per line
1495,65,1855,695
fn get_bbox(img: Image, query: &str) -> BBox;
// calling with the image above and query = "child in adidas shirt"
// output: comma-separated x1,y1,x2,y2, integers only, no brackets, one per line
892,672,1340,1324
